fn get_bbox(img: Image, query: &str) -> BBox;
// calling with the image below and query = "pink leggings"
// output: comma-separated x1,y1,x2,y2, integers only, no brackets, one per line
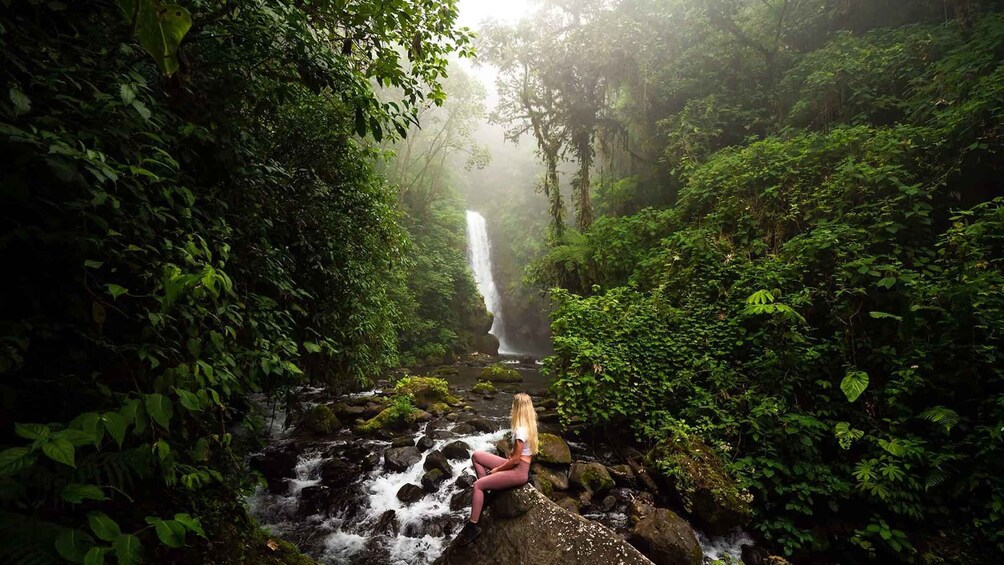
469,450,530,523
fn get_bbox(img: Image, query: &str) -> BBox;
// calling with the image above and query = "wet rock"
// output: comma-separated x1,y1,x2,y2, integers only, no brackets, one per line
337,404,367,418
443,440,471,461
372,510,398,535
629,495,655,525
363,402,385,419
417,436,435,451
391,436,415,448
629,507,702,565
466,418,495,433
450,488,473,512
253,442,300,495
476,334,500,356
537,398,558,410
454,473,475,490
537,433,572,464
479,363,521,383
397,483,425,504
436,485,652,565
422,468,448,492
423,450,452,475
319,459,356,487
570,461,615,494
608,464,637,487
446,412,461,421
428,428,455,440
384,446,421,472
361,452,381,471
531,462,569,490
414,409,433,422
451,422,477,435
600,495,617,512
298,485,333,516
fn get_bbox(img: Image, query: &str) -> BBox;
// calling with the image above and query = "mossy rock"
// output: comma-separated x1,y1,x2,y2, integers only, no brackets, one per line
393,376,459,409
358,405,415,434
429,402,452,416
537,433,571,464
652,433,751,535
472,380,497,395
569,461,615,494
299,404,340,435
433,365,460,376
480,363,522,383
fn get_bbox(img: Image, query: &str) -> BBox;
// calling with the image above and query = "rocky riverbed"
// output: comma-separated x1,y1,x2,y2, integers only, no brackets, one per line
246,357,782,565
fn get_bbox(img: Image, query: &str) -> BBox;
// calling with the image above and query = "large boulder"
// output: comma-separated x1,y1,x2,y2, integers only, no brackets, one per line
394,376,459,409
422,468,448,492
653,434,751,535
424,450,452,475
537,433,572,464
298,404,340,435
569,461,615,494
251,442,300,495
436,485,653,565
476,334,500,356
397,483,425,504
629,507,703,565
479,363,522,383
384,446,422,472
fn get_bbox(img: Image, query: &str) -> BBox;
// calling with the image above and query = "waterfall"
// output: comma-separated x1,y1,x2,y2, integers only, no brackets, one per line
465,210,512,354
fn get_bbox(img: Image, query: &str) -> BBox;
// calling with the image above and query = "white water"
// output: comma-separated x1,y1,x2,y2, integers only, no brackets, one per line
465,210,514,354
248,421,507,565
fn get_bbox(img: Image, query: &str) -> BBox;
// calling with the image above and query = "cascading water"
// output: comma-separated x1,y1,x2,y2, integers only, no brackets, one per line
465,210,514,354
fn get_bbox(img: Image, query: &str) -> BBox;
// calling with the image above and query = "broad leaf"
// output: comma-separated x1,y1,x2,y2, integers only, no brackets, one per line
88,512,122,542
841,371,869,402
144,393,173,430
56,527,94,562
113,533,142,564
61,483,107,504
173,513,206,538
117,1,193,76
0,447,35,475
43,437,76,467
103,411,128,447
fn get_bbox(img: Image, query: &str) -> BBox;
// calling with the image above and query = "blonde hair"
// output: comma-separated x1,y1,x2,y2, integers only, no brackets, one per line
510,393,539,455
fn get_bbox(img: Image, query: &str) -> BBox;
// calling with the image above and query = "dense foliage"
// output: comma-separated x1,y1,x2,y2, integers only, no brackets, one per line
480,1,1004,562
0,0,480,562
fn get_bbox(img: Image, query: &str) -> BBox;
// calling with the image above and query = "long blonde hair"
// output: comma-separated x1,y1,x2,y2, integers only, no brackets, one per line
510,393,539,455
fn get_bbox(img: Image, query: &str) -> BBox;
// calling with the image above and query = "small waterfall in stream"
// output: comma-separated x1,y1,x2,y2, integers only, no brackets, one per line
465,210,514,354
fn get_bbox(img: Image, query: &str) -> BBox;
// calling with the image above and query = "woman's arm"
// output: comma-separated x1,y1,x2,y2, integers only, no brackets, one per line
490,440,525,474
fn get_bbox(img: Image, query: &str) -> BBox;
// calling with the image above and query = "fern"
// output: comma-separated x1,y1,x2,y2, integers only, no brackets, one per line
920,406,960,433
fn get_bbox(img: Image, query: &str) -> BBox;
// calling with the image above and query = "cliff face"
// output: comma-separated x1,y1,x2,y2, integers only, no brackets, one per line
435,484,653,565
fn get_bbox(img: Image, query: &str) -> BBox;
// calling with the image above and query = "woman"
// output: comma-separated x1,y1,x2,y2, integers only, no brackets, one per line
456,392,538,546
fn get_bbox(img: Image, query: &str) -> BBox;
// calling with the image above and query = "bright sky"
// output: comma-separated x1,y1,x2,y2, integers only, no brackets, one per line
456,0,535,106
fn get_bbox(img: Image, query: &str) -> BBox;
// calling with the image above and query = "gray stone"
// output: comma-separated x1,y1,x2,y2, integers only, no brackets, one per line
397,483,425,504
629,507,702,565
436,485,653,565
384,446,421,472
443,440,471,461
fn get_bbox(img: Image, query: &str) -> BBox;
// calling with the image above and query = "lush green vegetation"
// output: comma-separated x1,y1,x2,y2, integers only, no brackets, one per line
482,0,1004,562
0,0,483,562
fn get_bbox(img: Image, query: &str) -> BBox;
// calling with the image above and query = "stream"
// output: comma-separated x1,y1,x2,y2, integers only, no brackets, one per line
246,359,753,565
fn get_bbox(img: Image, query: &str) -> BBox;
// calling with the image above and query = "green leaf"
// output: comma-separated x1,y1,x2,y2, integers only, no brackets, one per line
119,84,136,105
876,277,897,289
152,518,185,547
88,512,121,542
154,439,170,460
56,527,94,562
868,311,903,321
841,371,869,402
303,341,321,353
9,86,30,116
61,483,108,504
173,513,206,538
106,284,129,299
0,447,35,475
85,260,105,269
58,429,98,447
144,393,173,430
175,387,202,411
117,1,193,76
15,422,51,441
84,546,108,565
43,437,76,467
113,534,142,564
102,411,128,447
